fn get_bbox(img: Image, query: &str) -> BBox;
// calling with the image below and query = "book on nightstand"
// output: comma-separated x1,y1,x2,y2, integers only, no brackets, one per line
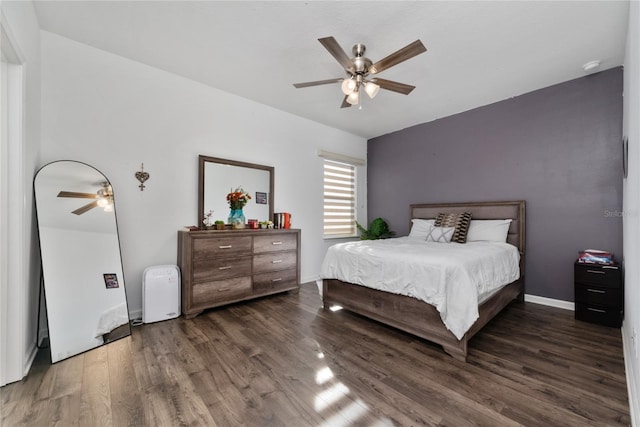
577,249,615,265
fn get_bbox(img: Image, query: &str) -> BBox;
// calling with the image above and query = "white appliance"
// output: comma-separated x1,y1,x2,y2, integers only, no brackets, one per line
142,265,181,324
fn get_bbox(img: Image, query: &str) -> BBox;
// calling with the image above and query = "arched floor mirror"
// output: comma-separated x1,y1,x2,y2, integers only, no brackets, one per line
34,161,130,363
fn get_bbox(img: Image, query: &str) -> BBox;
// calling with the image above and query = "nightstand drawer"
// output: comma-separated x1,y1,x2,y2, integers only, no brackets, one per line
575,304,622,327
575,284,621,307
574,264,620,287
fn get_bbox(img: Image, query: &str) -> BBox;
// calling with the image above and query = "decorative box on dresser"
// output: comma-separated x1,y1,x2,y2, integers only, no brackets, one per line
178,228,300,319
574,262,623,327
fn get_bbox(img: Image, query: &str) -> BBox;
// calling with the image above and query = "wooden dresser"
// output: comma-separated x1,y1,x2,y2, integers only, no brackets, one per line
178,228,300,318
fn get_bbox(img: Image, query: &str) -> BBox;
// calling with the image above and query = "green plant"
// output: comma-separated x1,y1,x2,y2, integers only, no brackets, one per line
214,220,225,225
355,218,395,240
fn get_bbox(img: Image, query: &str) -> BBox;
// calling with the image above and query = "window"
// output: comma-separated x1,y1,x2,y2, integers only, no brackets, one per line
323,159,356,238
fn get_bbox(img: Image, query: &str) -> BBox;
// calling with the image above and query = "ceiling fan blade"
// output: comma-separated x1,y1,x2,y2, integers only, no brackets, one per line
369,40,427,74
318,37,353,71
340,96,352,108
293,78,343,88
371,78,416,95
72,200,99,215
57,191,99,199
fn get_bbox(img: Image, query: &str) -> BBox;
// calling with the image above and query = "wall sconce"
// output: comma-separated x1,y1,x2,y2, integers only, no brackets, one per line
135,163,150,191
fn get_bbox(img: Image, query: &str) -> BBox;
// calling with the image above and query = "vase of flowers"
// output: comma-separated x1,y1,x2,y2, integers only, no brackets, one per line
226,186,251,229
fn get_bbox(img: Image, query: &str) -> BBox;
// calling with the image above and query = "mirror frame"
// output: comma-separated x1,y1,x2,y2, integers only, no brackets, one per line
198,155,274,228
34,160,131,363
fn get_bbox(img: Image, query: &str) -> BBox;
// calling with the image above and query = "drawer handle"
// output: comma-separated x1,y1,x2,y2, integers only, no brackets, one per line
271,259,283,264
271,278,282,282
218,266,232,270
587,288,606,294
218,288,230,292
587,307,606,313
586,270,605,275
219,245,233,249
272,241,283,245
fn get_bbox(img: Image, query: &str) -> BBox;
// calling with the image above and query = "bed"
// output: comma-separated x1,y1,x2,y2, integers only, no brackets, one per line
321,200,525,362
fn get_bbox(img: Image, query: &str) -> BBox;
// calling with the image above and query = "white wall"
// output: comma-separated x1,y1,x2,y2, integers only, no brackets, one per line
623,1,640,424
0,0,42,385
40,31,367,317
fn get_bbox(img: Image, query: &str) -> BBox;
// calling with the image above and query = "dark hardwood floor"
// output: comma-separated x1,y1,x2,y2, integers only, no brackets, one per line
1,282,630,426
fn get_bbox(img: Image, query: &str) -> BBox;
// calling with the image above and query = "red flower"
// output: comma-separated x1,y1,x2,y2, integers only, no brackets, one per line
226,186,251,210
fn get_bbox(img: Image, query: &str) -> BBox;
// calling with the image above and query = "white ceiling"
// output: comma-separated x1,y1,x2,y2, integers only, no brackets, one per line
32,1,630,139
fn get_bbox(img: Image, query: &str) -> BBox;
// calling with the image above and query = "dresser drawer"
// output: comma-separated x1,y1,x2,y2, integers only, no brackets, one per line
253,252,297,273
575,303,622,328
193,256,252,282
193,236,252,259
253,269,298,294
574,264,621,287
192,276,252,307
253,233,297,253
575,283,621,307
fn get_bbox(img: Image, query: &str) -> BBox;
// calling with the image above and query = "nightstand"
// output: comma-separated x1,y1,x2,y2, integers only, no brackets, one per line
574,262,623,327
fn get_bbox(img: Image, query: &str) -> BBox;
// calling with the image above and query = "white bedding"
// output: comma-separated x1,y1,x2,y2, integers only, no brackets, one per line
320,236,520,340
95,302,129,338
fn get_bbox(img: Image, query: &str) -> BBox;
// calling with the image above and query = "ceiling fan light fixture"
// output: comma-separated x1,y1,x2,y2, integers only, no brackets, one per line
294,37,426,108
346,90,359,105
341,77,357,95
364,81,380,99
103,204,114,213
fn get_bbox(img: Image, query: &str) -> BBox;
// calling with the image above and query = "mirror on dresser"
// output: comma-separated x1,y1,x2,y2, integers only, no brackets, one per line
34,161,130,363
198,155,274,227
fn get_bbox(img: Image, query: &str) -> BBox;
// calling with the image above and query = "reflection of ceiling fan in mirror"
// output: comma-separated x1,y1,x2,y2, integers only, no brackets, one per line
57,182,113,215
293,36,427,108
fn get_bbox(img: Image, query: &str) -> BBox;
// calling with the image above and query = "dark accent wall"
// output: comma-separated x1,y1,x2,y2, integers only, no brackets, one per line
368,68,623,301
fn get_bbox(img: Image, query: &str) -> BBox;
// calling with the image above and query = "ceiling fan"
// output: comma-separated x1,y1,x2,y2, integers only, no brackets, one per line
293,36,427,108
57,182,113,215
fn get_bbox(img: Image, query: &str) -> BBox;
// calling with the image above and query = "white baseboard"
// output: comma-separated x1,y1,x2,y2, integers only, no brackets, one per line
301,275,319,285
623,324,639,427
22,337,41,379
524,294,575,311
21,330,50,380
129,309,142,321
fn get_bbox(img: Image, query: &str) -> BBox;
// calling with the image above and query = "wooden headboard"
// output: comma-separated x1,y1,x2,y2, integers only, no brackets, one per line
410,200,526,255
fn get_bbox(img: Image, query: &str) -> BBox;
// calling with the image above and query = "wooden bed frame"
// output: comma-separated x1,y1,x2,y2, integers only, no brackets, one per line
322,200,526,362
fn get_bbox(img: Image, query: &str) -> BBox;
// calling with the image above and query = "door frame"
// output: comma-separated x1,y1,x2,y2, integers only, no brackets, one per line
1,16,27,386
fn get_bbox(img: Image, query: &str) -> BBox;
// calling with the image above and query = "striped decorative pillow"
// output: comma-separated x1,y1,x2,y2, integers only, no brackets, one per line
434,212,472,243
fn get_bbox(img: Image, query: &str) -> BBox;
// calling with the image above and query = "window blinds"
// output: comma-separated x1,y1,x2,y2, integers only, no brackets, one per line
323,159,356,237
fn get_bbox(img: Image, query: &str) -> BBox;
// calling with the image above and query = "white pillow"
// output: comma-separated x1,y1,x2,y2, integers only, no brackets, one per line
466,219,512,243
408,218,435,238
425,224,455,243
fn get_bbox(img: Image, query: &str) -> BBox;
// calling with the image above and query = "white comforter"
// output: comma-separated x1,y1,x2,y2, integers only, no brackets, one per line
94,302,129,338
320,237,520,340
